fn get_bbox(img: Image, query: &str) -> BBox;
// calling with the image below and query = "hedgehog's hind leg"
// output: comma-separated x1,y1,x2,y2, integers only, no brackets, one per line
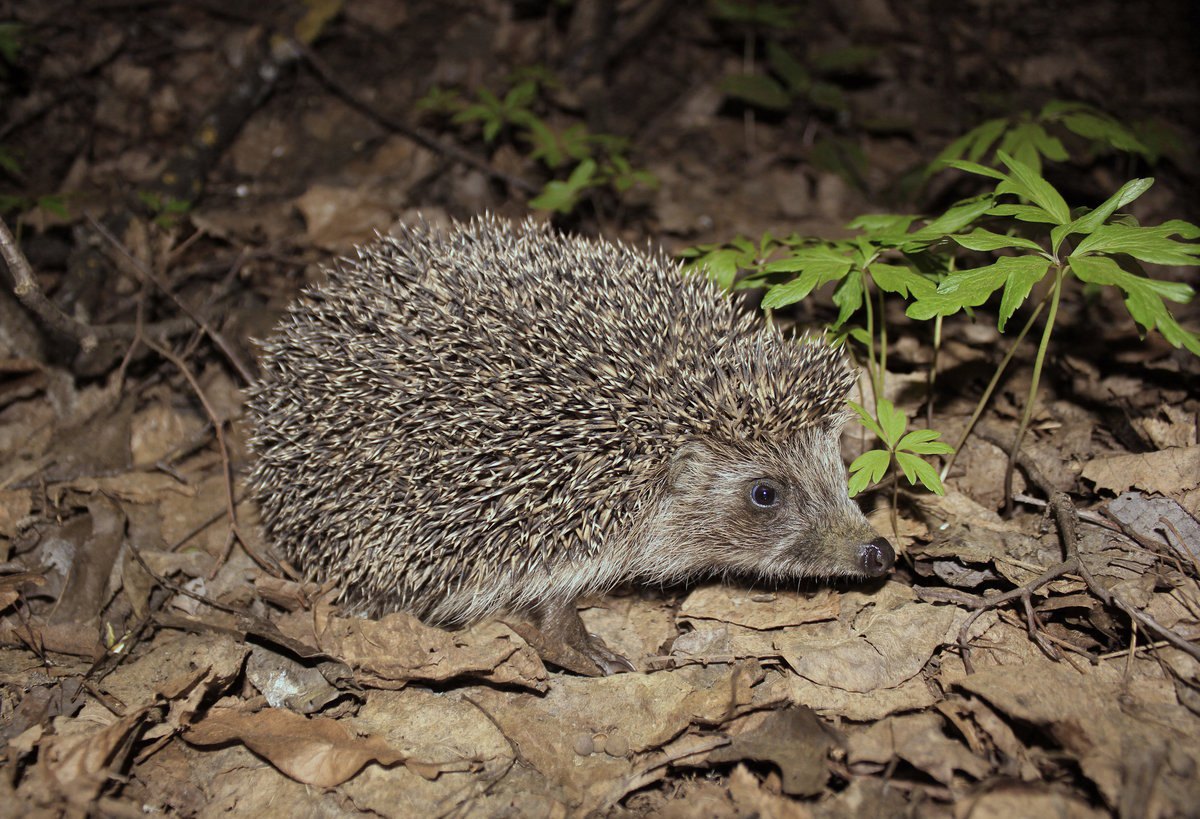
524,599,635,676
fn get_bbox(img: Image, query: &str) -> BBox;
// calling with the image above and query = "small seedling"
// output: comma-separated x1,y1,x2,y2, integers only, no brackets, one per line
416,73,656,215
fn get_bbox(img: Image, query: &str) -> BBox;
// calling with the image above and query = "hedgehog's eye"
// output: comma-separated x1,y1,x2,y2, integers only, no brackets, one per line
749,480,780,508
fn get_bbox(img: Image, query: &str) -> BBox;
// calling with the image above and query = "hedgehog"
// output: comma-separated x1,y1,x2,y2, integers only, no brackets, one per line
246,215,894,674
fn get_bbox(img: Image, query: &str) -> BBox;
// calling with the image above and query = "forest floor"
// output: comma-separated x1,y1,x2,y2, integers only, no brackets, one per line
1,1,1199,816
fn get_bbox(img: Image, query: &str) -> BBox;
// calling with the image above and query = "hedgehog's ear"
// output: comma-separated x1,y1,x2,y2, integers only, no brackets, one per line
668,440,713,491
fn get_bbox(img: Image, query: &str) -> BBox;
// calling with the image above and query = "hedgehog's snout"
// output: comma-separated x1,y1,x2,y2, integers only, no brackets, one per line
857,536,895,577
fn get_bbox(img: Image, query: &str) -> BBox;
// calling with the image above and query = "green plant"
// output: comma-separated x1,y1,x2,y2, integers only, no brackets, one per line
416,73,656,215
931,101,1155,176
681,154,1199,507
720,40,876,118
907,152,1199,508
136,190,192,228
707,0,798,31
680,213,963,501
0,22,23,76
0,146,69,218
848,398,953,533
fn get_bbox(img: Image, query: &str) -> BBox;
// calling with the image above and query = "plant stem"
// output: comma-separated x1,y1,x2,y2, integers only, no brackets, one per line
1004,265,1065,515
862,273,878,401
890,469,900,540
939,293,1049,481
877,284,888,398
927,313,942,428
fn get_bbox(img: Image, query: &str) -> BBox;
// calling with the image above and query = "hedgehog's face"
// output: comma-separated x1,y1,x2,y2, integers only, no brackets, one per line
659,430,894,582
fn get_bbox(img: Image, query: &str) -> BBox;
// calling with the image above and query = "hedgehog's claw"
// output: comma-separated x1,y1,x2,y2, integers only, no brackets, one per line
529,600,636,676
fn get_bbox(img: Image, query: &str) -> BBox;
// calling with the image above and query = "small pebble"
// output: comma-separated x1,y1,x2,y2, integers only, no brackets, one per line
603,734,629,758
573,733,595,756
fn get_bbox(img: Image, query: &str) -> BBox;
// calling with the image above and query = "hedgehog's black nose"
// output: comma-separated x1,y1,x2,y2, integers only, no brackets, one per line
859,536,895,577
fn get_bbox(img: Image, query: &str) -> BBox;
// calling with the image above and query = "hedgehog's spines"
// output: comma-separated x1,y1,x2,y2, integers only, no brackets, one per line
247,216,860,625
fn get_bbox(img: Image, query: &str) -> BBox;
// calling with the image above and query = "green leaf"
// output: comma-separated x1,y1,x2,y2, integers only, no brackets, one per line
830,269,864,328
762,245,852,274
766,40,811,94
849,401,886,440
997,151,1071,224
997,256,1052,331
846,213,918,238
1051,177,1154,254
897,429,954,455
986,203,1059,224
1025,121,1069,162
905,196,996,247
848,449,892,496
905,260,1009,320
37,195,69,219
720,73,792,111
1071,222,1200,266
0,23,22,64
811,45,878,73
524,120,565,168
952,229,1045,253
942,159,1007,180
504,80,538,110
895,452,947,495
1070,254,1192,302
761,255,853,308
695,248,745,290
930,118,1007,172
906,255,1050,325
0,146,20,176
1069,255,1200,355
453,102,493,125
808,80,846,112
875,398,907,448
869,263,938,299
529,158,596,213
1061,111,1150,157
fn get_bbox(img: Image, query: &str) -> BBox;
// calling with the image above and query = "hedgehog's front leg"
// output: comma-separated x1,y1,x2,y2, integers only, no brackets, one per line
529,599,636,676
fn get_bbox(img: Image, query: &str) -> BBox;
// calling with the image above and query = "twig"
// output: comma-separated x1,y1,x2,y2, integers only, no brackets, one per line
2,215,101,351
0,215,196,351
86,213,257,384
141,336,261,577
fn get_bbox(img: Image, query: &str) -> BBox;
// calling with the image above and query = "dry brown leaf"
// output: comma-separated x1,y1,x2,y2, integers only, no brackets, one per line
314,611,548,690
0,488,32,539
48,472,195,504
706,707,837,796
775,583,966,692
337,686,518,815
29,706,154,808
130,401,205,467
960,783,1110,819
679,586,840,630
185,706,407,788
846,711,990,785
459,662,780,810
957,661,1200,814
785,669,942,721
295,184,396,250
1082,446,1200,497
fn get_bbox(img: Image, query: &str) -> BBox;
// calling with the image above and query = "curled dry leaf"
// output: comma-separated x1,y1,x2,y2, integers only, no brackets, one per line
185,706,409,788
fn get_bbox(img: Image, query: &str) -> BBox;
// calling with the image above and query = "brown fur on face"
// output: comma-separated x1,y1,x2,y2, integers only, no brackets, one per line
639,426,882,585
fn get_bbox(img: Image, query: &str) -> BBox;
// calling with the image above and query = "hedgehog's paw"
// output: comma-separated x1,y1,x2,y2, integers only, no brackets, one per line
522,599,636,676
578,633,637,676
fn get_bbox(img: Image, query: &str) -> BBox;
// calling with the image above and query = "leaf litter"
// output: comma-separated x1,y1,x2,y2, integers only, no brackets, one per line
1,1,1199,817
